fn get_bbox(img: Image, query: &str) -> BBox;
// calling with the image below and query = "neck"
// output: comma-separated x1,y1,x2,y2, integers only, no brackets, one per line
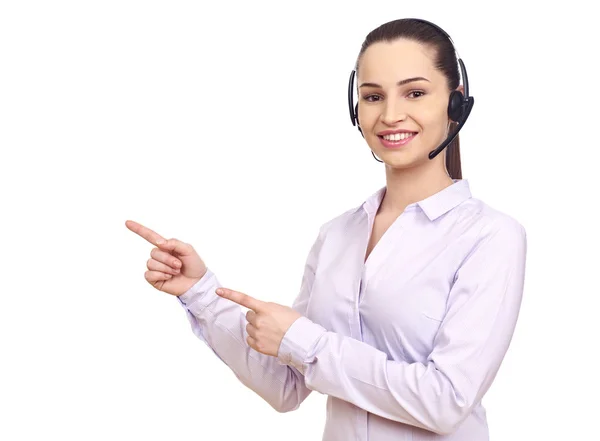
379,161,455,214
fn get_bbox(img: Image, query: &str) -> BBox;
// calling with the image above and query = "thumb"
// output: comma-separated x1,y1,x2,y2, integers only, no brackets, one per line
156,238,194,256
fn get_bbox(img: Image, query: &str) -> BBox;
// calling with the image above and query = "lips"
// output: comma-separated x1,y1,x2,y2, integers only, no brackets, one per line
377,131,418,149
379,132,417,142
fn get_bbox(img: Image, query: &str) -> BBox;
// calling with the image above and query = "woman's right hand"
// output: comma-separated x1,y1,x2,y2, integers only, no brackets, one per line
125,220,208,297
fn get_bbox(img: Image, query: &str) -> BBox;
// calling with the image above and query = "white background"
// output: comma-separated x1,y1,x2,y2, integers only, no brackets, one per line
1,1,598,439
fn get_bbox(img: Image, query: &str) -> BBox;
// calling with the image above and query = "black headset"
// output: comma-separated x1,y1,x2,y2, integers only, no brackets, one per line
347,18,474,160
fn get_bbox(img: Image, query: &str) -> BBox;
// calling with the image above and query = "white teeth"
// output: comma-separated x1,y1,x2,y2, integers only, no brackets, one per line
382,132,415,141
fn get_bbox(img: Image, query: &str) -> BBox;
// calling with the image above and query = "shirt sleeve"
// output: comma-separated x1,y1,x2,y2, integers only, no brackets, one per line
176,226,326,413
276,218,527,435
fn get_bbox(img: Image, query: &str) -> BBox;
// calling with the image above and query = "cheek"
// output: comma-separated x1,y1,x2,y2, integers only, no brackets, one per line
419,103,447,127
357,105,378,128
417,114,449,145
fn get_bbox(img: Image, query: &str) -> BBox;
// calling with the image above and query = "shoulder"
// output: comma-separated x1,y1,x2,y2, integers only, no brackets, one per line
316,206,361,236
455,197,527,252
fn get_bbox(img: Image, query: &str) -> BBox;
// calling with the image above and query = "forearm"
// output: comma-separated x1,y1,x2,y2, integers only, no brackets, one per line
178,269,311,412
279,318,481,435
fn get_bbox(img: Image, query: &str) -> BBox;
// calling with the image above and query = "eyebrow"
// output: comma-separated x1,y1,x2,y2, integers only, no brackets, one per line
358,76,430,88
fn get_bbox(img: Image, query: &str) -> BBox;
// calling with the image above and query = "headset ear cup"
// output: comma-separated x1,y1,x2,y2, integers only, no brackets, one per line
448,90,465,122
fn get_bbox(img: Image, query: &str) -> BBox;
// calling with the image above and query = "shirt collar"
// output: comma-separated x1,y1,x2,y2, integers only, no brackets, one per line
358,179,472,221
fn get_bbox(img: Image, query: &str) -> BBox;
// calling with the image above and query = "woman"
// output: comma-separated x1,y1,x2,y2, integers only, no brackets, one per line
126,18,527,440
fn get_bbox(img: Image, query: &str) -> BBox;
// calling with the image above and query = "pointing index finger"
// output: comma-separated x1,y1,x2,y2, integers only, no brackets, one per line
216,288,263,311
125,220,166,246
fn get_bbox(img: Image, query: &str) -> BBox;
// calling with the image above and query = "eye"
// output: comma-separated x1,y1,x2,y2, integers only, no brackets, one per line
361,94,383,102
407,90,426,99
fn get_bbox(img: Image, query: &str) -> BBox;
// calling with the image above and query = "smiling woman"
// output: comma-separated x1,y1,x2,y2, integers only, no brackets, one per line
348,18,473,181
127,17,526,441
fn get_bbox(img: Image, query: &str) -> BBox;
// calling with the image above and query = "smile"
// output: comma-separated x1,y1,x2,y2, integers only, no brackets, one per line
378,132,418,148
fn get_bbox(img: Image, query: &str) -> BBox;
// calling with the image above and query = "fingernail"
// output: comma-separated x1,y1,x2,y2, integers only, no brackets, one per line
157,239,165,245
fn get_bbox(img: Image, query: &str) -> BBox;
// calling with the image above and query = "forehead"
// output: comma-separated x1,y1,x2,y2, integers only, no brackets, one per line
358,38,440,83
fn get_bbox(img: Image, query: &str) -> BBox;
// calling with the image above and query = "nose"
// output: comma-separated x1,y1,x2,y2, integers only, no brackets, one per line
381,98,407,125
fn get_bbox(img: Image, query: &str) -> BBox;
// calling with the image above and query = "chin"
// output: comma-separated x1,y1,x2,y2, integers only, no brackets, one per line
384,157,422,170
374,147,427,169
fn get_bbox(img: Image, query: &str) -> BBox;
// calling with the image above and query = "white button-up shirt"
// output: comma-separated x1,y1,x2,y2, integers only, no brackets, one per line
178,179,527,440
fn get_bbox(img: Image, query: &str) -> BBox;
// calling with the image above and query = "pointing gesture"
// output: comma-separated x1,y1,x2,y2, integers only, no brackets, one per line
125,220,208,296
216,288,303,357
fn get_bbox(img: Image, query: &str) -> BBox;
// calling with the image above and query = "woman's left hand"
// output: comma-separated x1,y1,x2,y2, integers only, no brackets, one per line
216,287,302,357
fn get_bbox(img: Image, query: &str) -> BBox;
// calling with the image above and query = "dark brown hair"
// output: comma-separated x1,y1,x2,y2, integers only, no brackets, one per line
356,19,463,179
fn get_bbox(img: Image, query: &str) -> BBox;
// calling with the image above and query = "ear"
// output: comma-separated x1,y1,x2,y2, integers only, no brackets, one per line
456,85,465,96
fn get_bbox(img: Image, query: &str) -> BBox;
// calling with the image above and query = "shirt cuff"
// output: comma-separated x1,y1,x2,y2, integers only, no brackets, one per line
177,268,218,314
277,316,327,374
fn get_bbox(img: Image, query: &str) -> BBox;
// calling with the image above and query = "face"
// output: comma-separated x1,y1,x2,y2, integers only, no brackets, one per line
356,38,458,170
